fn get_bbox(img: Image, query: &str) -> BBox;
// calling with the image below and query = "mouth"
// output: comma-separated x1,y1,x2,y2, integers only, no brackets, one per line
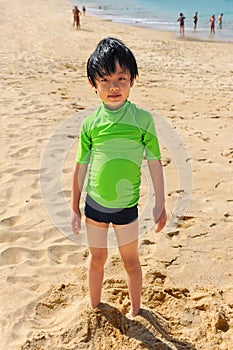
108,94,121,98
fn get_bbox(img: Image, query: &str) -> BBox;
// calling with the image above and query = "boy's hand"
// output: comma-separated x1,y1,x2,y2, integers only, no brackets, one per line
71,209,81,235
153,207,167,233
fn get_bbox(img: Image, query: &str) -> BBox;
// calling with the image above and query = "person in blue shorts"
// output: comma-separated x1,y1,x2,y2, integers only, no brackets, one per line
217,13,223,31
71,37,167,318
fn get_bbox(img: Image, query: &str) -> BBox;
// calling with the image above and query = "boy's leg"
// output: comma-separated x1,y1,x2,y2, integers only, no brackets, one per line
114,219,142,317
86,217,109,309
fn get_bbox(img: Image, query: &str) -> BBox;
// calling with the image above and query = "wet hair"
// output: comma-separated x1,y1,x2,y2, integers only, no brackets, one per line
87,37,138,87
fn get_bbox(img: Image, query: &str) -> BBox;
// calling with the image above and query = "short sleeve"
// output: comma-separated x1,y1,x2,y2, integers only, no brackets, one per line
142,115,161,160
76,121,92,164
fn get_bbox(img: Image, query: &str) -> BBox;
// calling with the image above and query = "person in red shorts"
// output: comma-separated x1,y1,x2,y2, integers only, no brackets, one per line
210,14,215,35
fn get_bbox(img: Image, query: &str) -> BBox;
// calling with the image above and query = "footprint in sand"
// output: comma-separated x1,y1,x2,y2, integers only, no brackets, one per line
221,149,233,163
13,169,38,176
47,244,83,264
144,269,167,285
168,189,185,197
103,279,128,306
163,287,190,299
34,283,80,318
0,215,20,227
31,192,42,200
177,215,195,229
0,247,44,266
143,286,167,305
223,212,233,222
10,146,33,159
6,276,41,291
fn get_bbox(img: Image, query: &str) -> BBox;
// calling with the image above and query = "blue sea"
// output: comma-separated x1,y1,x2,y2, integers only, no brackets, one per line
76,0,233,42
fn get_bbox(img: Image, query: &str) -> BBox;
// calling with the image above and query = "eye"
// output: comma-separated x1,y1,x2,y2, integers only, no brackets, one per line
100,77,108,82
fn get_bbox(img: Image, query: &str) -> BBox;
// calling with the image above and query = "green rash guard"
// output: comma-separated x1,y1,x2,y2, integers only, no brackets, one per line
76,100,161,208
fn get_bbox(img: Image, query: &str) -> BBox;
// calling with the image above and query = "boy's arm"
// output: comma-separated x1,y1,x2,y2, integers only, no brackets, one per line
147,159,167,232
71,163,88,234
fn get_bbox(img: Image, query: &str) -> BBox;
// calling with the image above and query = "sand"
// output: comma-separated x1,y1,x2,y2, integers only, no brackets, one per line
0,0,233,349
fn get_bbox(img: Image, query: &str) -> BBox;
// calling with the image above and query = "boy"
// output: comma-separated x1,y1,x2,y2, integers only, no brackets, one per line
177,12,185,36
71,37,166,318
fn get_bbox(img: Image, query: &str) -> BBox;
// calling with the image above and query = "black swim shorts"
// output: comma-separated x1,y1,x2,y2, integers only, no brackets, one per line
84,194,138,225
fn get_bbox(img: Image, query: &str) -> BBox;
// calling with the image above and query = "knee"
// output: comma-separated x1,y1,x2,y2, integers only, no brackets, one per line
89,250,108,269
123,258,140,273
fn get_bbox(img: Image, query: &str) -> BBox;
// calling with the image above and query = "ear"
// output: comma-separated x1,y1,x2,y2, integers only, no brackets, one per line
130,79,135,88
88,78,97,93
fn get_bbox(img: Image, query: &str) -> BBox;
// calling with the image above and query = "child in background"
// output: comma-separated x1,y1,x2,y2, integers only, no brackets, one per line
210,14,215,35
177,12,186,36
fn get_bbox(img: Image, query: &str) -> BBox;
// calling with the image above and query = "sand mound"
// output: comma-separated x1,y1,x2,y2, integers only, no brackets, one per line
18,269,233,349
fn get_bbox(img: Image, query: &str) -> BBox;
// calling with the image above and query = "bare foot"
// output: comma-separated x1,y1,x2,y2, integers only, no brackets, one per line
126,308,140,319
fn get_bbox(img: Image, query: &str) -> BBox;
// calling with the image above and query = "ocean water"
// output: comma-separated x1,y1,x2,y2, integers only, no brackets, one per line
77,0,233,42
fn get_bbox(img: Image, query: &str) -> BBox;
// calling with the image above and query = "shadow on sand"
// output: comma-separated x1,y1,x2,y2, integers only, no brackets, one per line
96,303,196,350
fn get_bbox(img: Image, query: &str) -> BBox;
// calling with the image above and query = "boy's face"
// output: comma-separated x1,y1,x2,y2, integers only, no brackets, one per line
90,61,134,110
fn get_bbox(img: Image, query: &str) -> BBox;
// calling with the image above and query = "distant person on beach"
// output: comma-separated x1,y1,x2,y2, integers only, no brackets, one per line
177,13,186,36
72,5,81,29
217,13,223,30
71,37,167,318
210,14,215,35
82,5,86,16
193,12,198,30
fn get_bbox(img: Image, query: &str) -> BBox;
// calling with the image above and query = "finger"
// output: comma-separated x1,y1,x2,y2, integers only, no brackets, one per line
72,225,80,235
71,219,81,234
155,218,166,233
73,217,81,228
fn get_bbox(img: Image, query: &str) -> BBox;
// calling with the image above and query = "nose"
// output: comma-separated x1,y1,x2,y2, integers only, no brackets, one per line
109,81,119,91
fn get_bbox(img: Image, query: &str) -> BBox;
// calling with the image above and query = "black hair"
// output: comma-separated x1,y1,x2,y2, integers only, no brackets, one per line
87,37,138,87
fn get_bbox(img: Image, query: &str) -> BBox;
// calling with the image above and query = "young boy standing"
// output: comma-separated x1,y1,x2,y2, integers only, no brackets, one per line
177,12,186,36
71,37,166,318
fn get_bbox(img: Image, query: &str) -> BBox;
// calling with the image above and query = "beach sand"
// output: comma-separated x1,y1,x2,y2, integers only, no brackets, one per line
0,0,233,349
